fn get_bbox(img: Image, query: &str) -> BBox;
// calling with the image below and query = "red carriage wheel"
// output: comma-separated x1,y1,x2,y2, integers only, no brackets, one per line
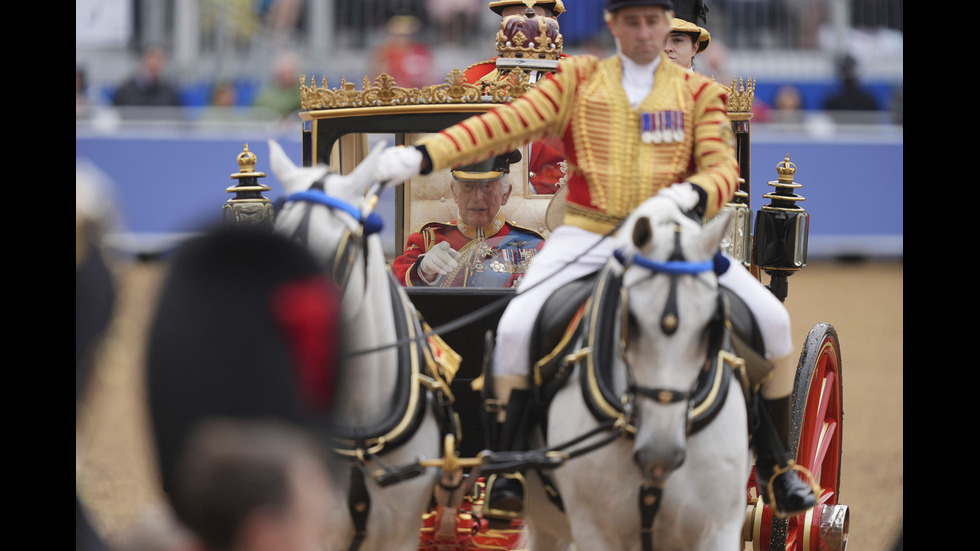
749,324,849,551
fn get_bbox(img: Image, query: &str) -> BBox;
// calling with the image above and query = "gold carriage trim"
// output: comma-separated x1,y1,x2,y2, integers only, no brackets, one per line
299,69,537,112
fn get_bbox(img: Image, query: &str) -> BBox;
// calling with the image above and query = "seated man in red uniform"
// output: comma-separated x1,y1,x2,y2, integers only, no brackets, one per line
392,150,545,288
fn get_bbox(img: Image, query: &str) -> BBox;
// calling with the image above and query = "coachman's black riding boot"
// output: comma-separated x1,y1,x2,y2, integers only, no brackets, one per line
483,384,533,529
753,396,817,517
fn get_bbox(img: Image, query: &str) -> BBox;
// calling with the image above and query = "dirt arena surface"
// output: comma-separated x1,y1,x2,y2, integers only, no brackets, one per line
76,258,903,550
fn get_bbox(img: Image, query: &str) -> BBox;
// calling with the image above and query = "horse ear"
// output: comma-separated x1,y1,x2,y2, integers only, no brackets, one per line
268,140,297,183
346,141,388,195
632,216,652,249
701,208,733,255
268,139,327,194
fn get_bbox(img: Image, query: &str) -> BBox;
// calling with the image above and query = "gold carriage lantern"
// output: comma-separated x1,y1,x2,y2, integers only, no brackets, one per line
752,154,809,302
223,143,275,230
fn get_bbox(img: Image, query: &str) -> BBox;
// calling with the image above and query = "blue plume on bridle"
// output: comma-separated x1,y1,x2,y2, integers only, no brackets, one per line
283,190,384,235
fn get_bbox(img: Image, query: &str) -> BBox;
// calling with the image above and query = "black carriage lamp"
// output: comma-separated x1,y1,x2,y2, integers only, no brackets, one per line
223,143,275,230
752,154,809,303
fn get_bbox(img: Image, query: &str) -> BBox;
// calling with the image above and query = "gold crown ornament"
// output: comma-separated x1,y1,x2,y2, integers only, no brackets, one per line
495,12,563,69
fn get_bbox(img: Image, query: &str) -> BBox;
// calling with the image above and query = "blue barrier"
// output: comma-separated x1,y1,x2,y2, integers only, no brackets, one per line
76,127,901,259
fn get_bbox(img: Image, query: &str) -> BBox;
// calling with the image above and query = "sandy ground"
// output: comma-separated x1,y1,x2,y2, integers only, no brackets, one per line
76,258,903,550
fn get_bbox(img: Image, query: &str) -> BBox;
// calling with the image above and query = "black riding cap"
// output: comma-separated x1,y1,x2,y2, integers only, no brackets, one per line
451,150,523,182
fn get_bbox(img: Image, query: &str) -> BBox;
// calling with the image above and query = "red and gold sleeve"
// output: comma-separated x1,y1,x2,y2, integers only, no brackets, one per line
684,78,740,219
417,56,595,172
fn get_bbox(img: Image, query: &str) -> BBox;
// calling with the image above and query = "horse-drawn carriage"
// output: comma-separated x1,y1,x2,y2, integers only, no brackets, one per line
222,54,848,550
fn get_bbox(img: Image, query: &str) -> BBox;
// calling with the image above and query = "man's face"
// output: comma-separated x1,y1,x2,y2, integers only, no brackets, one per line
607,6,673,65
665,32,698,69
452,178,512,227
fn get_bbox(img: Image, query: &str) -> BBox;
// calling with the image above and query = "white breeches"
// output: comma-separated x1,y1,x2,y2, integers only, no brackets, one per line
492,225,795,398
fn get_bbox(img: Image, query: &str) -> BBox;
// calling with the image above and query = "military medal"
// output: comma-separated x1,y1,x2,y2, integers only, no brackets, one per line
641,112,655,144
673,111,685,142
662,111,674,143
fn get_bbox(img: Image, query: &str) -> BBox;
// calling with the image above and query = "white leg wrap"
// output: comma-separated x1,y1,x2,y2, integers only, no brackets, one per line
718,257,794,359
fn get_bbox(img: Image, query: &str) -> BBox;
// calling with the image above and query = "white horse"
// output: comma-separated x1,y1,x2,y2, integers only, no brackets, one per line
521,199,750,551
268,140,450,551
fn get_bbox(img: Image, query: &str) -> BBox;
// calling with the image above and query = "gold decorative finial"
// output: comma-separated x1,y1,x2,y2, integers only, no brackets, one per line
230,143,267,180
495,13,563,62
776,154,797,184
726,77,756,113
237,143,257,174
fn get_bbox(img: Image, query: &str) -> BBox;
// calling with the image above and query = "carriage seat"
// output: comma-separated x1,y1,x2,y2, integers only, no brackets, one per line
529,270,598,395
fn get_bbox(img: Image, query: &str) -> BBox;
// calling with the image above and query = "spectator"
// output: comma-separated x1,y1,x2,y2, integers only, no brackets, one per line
200,81,242,122
252,51,303,119
426,0,481,46
823,54,878,120
371,15,435,88
772,84,804,124
77,67,90,117
113,45,183,108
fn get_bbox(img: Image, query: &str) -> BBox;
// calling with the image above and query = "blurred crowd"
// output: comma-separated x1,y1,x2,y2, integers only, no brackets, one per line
75,0,903,124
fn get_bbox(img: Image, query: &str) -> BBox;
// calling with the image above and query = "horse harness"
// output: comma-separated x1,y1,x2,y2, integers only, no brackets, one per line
281,178,384,291
281,184,459,551
524,228,772,551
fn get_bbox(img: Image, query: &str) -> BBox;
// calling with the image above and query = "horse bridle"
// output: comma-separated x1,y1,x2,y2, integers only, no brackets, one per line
612,225,727,551
280,179,384,291
612,226,720,412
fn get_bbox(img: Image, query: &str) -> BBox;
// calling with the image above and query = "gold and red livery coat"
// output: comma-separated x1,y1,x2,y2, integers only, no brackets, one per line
419,54,740,233
464,55,571,196
392,211,545,288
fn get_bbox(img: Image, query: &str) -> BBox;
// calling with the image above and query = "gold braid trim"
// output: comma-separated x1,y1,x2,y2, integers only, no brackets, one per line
563,203,623,235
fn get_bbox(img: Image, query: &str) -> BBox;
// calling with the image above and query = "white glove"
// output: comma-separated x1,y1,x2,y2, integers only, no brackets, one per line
657,182,701,212
373,145,423,184
419,241,461,283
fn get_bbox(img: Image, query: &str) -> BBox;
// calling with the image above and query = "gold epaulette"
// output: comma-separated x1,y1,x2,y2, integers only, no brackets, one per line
504,220,546,240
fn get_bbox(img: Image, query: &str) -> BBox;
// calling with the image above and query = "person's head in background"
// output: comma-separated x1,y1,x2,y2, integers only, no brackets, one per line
172,419,334,551
664,17,709,70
